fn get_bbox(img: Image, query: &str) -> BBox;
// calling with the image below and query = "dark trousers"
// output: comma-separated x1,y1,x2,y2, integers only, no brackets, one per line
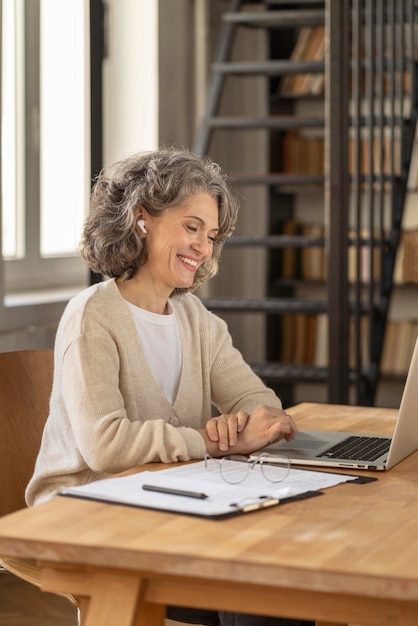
167,606,315,626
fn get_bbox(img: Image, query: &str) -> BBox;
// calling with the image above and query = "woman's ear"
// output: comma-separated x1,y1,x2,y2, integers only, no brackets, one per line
135,206,148,236
137,218,147,235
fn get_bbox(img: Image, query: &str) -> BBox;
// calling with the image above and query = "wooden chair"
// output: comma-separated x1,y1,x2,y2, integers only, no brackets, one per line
0,349,80,620
0,349,183,626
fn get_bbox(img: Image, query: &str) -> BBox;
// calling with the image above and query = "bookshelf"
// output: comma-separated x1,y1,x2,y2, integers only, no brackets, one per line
271,11,418,406
194,1,418,408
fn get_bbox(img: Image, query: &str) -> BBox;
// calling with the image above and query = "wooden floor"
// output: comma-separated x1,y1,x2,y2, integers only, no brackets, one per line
0,573,78,626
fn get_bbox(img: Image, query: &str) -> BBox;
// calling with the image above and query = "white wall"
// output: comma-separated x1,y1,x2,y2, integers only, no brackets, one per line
103,0,159,166
103,0,200,161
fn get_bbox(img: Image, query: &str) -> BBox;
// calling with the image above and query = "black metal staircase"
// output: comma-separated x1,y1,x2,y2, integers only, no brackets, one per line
193,0,418,407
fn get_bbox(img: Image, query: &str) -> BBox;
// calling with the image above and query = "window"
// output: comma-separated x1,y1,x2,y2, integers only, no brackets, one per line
1,0,90,297
1,0,24,260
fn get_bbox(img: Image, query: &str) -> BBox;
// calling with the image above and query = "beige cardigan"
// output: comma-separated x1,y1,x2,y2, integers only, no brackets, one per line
26,279,282,505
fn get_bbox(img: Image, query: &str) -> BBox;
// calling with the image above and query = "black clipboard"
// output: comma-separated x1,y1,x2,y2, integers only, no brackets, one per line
58,460,359,520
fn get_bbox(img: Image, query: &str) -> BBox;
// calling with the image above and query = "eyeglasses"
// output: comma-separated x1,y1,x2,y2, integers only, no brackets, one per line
204,452,290,485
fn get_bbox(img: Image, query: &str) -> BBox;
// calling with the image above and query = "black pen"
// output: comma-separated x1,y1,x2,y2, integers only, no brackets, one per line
142,484,208,500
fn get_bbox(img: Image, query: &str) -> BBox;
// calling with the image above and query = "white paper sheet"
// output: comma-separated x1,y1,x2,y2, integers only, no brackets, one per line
59,460,358,519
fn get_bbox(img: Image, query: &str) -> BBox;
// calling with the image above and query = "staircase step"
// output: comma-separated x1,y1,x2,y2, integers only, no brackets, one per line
228,172,324,186
251,362,328,383
213,59,324,76
224,234,324,248
358,114,404,128
264,0,325,5
202,297,328,314
205,115,324,130
205,114,403,131
228,171,399,188
222,9,325,28
203,297,371,315
250,362,366,384
224,233,390,250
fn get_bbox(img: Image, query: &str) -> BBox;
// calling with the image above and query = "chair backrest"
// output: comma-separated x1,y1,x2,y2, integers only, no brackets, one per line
0,349,54,516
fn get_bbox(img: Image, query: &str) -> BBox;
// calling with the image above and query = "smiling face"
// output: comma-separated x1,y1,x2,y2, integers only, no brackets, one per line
138,192,219,298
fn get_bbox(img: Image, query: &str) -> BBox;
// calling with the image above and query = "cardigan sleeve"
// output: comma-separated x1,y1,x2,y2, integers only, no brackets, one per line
206,311,283,414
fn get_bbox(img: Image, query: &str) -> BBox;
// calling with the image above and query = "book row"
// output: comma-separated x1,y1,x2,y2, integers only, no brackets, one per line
278,313,417,377
278,221,418,285
282,130,402,179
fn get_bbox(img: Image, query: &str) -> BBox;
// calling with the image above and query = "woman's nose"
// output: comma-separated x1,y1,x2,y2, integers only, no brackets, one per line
192,233,211,258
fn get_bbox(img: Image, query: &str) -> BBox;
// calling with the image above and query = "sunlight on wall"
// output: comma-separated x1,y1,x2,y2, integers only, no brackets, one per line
1,0,24,259
40,0,90,256
103,0,159,165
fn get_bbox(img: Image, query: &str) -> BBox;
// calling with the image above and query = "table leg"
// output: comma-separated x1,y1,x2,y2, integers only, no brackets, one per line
82,574,142,626
41,565,165,626
133,599,166,626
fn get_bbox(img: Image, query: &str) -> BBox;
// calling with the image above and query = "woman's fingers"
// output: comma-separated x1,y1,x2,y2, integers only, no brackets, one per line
206,412,249,451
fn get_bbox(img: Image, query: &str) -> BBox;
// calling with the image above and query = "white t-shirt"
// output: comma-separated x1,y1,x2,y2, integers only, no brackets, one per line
127,300,182,404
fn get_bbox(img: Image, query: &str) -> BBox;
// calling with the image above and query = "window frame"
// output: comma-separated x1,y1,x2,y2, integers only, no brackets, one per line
1,0,103,299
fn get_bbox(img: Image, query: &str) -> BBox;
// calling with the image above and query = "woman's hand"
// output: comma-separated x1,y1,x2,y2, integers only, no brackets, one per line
199,404,297,457
204,411,249,451
231,404,297,455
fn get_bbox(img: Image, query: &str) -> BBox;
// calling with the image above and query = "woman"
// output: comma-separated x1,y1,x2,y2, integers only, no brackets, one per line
26,147,309,626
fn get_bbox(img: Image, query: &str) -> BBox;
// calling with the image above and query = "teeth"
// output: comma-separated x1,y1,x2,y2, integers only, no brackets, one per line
178,255,198,267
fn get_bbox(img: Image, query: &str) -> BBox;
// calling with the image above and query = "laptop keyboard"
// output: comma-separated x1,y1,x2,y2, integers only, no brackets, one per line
317,435,391,462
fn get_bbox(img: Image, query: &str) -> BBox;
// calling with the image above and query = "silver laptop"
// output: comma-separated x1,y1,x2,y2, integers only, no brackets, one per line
251,337,418,471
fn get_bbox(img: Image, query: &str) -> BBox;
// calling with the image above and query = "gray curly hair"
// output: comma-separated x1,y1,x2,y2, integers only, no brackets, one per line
79,147,239,293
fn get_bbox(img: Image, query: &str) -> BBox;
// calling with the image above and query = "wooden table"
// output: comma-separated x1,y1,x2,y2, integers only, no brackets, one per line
1,402,418,626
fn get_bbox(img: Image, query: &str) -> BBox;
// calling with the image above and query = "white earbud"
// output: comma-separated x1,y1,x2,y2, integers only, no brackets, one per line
137,219,147,235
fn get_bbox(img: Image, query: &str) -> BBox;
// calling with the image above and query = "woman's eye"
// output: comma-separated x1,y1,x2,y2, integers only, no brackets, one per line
184,224,216,243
